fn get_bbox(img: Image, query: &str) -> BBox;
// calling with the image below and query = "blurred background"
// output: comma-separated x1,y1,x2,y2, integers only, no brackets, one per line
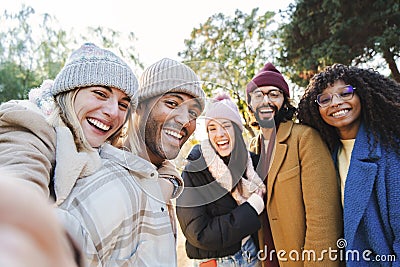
1,1,399,265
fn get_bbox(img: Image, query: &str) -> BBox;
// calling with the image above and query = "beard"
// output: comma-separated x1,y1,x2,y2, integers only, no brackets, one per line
254,104,287,129
255,115,275,128
144,120,187,161
144,120,167,160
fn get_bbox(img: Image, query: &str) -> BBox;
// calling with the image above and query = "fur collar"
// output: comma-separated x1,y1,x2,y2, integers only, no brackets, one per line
200,139,265,204
54,126,101,206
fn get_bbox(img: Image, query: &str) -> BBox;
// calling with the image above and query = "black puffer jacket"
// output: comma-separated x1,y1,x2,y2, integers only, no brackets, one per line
176,145,261,259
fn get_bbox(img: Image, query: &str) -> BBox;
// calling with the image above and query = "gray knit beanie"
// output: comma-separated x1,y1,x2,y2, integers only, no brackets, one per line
52,43,138,106
138,58,205,111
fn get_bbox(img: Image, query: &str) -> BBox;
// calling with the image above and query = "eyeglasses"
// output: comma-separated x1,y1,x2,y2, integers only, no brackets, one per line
315,85,356,108
250,89,283,104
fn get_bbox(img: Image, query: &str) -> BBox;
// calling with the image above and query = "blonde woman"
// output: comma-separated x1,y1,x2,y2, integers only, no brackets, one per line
0,43,138,266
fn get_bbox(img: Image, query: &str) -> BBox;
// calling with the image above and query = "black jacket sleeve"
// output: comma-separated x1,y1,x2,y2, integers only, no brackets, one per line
176,153,261,257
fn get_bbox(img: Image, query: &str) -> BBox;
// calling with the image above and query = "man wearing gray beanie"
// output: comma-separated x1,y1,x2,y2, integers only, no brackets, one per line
132,58,205,165
123,58,205,265
137,57,205,110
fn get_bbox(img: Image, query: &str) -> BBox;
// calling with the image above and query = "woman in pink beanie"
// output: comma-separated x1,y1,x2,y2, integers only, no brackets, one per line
177,93,266,267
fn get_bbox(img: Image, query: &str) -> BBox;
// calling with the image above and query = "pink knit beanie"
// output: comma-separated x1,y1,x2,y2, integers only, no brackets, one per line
205,93,243,131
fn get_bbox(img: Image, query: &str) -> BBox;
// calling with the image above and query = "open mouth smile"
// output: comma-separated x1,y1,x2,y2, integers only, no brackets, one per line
215,139,230,150
331,109,350,117
164,129,184,140
87,118,111,132
259,107,274,114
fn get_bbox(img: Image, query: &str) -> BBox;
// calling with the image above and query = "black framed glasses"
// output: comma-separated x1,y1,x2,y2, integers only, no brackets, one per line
315,85,356,108
250,89,283,104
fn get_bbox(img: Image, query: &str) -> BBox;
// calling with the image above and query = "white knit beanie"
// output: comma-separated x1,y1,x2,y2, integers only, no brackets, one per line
205,93,243,131
52,43,138,107
138,58,205,111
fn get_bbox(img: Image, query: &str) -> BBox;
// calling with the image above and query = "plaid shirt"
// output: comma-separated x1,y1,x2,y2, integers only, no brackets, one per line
56,144,177,267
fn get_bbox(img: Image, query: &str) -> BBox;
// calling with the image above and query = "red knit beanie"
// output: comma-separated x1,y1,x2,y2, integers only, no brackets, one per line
246,62,290,102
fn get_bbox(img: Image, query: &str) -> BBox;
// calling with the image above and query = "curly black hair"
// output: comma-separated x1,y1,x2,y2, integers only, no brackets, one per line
298,63,400,154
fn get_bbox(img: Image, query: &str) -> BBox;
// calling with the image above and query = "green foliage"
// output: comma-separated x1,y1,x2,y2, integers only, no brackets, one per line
278,0,400,87
0,5,71,102
78,27,144,72
0,61,32,101
178,8,276,136
0,5,143,103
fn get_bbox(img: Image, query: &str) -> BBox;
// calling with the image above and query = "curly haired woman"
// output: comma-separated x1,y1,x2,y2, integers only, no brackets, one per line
298,63,400,266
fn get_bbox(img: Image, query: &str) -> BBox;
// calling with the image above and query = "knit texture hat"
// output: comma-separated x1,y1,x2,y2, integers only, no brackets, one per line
138,58,205,111
246,62,290,102
205,93,243,131
52,43,138,105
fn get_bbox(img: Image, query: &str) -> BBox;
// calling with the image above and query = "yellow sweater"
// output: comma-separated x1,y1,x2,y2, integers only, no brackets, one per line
338,139,355,206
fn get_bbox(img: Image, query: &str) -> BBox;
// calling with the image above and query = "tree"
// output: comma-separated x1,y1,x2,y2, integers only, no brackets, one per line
278,0,400,87
0,5,70,102
0,5,143,103
178,8,276,137
78,26,144,75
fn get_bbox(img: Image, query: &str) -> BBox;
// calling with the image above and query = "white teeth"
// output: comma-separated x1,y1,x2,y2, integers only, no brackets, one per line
165,129,182,139
260,108,273,113
332,109,349,117
217,140,228,145
87,118,110,131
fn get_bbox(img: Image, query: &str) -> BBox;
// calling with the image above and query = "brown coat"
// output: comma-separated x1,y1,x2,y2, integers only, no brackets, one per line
0,100,101,204
249,121,343,267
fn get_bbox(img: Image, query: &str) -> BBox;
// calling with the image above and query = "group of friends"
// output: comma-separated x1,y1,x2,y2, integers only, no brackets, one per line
0,42,398,267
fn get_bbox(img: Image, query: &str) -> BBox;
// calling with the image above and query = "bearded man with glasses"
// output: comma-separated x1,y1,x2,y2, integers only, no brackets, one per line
246,62,343,267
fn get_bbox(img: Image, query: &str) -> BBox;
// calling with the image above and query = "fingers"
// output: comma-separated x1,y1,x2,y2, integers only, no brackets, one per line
0,178,78,267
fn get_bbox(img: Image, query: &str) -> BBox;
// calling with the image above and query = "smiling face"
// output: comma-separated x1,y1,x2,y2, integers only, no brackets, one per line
73,86,130,148
318,80,362,139
249,85,284,128
207,118,235,157
139,92,201,166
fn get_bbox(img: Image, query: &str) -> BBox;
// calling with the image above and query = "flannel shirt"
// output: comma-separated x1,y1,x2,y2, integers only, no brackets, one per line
56,144,177,267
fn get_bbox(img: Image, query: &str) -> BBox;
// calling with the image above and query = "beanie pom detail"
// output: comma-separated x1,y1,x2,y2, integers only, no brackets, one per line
214,92,231,102
205,93,243,131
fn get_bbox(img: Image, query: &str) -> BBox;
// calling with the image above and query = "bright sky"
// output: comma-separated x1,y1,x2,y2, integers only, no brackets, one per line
1,0,293,69
2,0,294,141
